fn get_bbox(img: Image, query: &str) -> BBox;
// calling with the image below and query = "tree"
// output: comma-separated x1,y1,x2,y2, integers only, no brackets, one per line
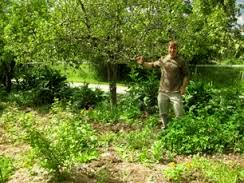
0,0,16,92
1,0,241,102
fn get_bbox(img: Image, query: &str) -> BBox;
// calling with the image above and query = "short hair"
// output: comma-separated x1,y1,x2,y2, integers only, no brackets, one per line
168,41,177,47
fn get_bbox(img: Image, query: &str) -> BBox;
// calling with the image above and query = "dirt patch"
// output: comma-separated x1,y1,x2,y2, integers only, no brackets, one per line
92,122,136,134
0,144,29,157
74,148,167,183
7,168,51,183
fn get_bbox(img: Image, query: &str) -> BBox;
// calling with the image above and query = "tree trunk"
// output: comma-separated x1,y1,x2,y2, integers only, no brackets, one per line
1,60,15,93
107,62,118,107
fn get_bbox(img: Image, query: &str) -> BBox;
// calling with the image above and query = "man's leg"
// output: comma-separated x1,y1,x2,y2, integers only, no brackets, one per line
170,92,185,117
157,92,170,128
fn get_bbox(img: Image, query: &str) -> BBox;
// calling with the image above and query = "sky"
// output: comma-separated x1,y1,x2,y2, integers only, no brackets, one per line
237,0,244,25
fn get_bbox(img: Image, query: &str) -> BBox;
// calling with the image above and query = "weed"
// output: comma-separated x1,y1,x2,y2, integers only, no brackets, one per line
0,156,14,183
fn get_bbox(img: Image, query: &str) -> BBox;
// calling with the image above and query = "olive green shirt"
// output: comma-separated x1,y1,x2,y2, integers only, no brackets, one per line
153,55,189,92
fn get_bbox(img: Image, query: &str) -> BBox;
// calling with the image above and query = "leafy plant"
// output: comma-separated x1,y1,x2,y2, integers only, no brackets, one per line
160,113,243,154
15,64,68,105
125,68,159,116
1,105,98,180
115,126,160,162
23,112,98,179
0,156,14,183
87,101,123,123
68,83,107,110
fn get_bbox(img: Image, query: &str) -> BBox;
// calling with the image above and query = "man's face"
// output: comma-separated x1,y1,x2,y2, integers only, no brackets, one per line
168,44,177,58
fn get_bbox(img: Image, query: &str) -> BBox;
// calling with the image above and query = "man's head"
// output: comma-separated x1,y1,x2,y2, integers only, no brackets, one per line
168,41,177,59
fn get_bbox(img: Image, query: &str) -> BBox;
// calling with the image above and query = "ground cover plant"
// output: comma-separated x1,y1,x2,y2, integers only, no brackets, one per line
0,156,14,183
163,156,244,183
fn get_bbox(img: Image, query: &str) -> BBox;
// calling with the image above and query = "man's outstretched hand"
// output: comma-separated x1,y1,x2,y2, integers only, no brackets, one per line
135,56,144,65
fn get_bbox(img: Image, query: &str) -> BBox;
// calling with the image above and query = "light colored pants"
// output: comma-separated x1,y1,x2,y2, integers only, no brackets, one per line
157,91,185,117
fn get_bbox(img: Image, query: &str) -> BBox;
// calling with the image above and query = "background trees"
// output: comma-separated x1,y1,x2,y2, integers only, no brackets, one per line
0,0,242,104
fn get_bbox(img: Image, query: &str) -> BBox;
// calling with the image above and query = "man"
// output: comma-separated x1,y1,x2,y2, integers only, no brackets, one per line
135,41,190,128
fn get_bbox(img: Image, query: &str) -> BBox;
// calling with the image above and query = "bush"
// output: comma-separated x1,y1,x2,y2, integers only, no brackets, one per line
15,64,68,105
160,82,243,154
125,68,159,115
68,83,107,110
27,115,97,178
163,157,244,183
161,114,243,154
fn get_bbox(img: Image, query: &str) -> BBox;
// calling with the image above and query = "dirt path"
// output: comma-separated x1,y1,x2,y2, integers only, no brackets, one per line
69,82,128,94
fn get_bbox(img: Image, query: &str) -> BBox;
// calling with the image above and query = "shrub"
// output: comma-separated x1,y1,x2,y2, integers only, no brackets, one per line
1,105,98,179
26,114,97,178
68,83,107,110
161,114,243,154
87,101,123,123
125,68,159,115
15,64,68,105
160,82,243,154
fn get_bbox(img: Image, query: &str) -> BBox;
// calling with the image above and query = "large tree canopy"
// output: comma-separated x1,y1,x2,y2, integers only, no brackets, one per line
0,0,243,103
1,0,242,63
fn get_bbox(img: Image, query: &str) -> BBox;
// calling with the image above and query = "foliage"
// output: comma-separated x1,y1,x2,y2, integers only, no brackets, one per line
163,157,244,183
67,83,107,110
160,81,243,154
125,68,159,115
0,155,14,183
55,63,98,83
119,127,157,150
191,66,243,89
1,0,242,107
114,125,161,163
0,104,98,179
183,80,215,115
15,64,68,105
184,80,243,117
87,101,123,123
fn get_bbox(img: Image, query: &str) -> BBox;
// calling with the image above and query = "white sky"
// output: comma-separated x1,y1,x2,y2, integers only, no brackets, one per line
237,0,244,25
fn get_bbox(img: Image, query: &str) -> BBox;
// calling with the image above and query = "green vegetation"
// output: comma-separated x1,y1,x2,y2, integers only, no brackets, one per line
53,64,99,83
164,157,244,183
1,103,98,180
0,76,243,181
0,0,243,182
0,156,14,183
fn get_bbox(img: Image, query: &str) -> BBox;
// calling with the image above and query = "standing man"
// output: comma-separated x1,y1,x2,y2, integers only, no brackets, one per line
135,41,190,128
